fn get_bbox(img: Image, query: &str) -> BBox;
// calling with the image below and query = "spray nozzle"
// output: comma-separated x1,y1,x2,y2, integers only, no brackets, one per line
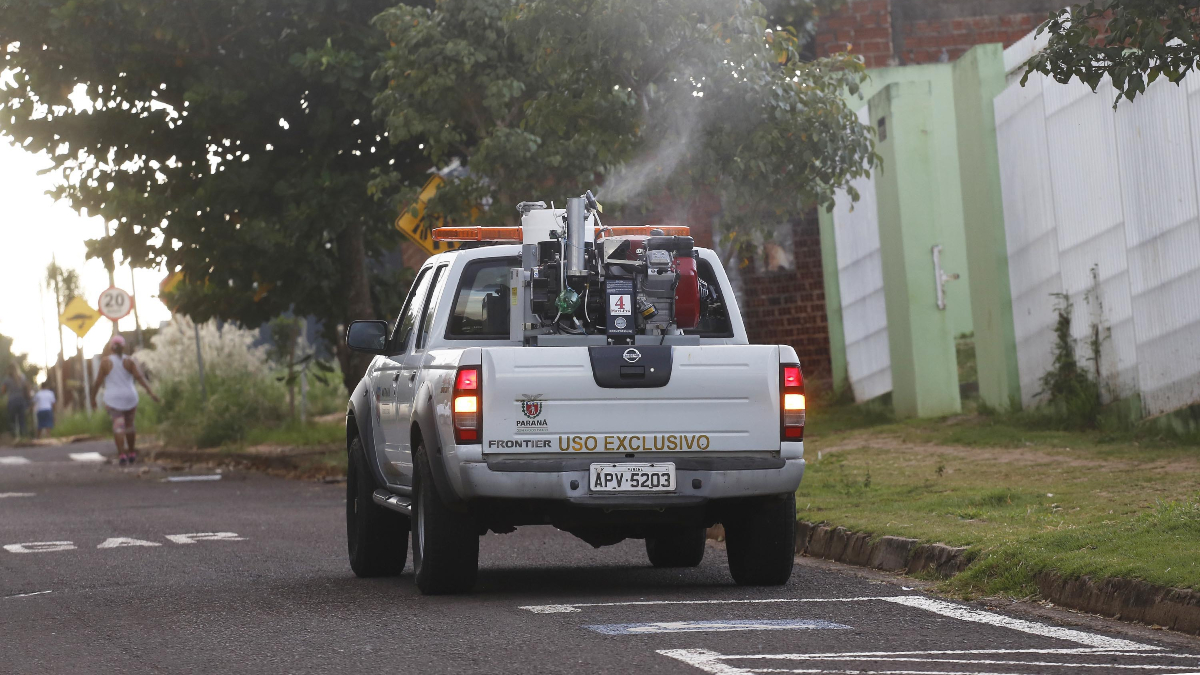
584,190,602,213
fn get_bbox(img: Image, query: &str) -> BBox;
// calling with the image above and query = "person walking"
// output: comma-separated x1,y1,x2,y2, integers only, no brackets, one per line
90,335,159,466
33,381,57,439
2,364,31,439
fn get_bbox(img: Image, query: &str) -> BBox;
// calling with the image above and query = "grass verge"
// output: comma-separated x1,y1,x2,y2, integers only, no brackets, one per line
799,402,1200,598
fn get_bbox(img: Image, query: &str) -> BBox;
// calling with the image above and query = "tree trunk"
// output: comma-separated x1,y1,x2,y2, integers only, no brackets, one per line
287,338,296,419
336,218,376,393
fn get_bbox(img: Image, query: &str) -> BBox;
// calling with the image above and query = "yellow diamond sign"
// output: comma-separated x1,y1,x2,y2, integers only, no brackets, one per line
395,174,462,257
59,296,101,338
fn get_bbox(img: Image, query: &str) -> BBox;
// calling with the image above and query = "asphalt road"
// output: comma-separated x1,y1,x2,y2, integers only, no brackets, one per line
3,440,1199,675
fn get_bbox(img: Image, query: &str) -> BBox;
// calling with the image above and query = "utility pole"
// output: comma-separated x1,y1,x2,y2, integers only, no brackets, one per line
193,320,207,400
130,268,144,349
104,221,118,337
80,338,92,416
50,255,66,408
38,278,51,378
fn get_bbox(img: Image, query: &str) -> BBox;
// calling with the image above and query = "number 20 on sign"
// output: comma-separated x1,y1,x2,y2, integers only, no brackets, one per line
97,287,134,321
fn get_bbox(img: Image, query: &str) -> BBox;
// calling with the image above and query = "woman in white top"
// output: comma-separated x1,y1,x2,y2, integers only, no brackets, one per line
90,335,159,466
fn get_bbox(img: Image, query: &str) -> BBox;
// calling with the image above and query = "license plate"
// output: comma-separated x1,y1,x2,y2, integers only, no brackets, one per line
589,463,676,492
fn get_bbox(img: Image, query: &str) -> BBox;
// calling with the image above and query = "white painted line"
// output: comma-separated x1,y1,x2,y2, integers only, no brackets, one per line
3,541,76,553
731,649,1198,660
660,649,1196,675
69,452,106,463
520,596,895,613
164,475,222,482
658,649,756,675
96,537,161,549
750,657,1193,670
743,670,1052,675
880,596,1155,652
164,532,245,544
0,456,31,465
0,492,35,498
4,590,51,599
585,619,850,635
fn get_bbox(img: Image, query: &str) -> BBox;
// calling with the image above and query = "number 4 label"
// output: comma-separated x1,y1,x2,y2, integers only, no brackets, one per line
609,294,631,315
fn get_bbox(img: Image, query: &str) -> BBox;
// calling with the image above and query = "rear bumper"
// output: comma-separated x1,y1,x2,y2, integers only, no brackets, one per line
449,452,805,505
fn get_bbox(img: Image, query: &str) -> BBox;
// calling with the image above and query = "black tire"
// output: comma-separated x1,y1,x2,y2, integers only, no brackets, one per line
412,442,479,594
725,494,796,586
346,436,409,578
645,527,707,568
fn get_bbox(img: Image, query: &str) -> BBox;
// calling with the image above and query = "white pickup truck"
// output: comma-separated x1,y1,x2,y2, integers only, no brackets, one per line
343,197,806,594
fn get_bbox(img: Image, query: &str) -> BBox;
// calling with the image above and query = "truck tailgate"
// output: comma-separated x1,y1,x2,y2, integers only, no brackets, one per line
480,345,781,454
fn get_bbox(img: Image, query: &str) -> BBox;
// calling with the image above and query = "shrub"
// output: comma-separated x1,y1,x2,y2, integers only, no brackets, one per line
137,316,270,384
156,372,285,448
1036,295,1102,429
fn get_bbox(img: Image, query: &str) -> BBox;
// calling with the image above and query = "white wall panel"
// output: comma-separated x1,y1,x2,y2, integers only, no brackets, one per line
832,106,891,402
995,36,1200,417
1044,76,1137,399
995,73,1061,406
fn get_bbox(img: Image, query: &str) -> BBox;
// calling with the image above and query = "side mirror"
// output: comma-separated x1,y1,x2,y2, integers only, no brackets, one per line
346,320,391,355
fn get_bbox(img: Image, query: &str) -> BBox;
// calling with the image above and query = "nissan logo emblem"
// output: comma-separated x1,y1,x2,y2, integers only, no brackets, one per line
623,348,642,363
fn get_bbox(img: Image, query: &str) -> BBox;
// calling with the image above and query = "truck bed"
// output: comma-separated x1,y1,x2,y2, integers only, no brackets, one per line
479,344,783,456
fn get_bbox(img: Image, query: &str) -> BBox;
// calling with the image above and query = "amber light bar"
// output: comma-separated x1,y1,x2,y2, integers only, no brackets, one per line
433,227,523,242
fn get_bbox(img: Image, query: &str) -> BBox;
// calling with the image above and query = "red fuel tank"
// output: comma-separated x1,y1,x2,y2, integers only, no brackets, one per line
673,255,700,330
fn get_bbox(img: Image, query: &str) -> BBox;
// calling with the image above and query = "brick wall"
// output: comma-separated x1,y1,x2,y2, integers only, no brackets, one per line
738,212,834,388
814,0,895,68
814,0,1064,66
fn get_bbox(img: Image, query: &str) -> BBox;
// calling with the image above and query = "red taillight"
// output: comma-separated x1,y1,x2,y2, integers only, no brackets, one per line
453,367,481,444
783,366,802,389
780,363,805,442
456,368,478,391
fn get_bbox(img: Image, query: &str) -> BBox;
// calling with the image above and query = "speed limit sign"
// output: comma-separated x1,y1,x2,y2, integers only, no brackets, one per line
97,287,134,321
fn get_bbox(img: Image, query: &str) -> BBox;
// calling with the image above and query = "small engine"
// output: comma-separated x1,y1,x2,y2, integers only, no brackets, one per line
484,193,726,345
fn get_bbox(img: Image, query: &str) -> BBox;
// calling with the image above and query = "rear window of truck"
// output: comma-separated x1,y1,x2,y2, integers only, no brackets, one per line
446,258,518,340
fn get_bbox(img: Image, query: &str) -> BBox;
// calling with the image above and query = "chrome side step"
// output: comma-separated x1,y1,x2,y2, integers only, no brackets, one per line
372,489,413,516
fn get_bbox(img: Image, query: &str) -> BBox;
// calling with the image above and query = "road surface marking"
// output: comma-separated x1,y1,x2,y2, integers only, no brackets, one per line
164,475,222,482
0,456,31,465
69,452,106,462
3,533,245,553
165,532,245,544
3,541,76,553
748,657,1193,669
0,492,35,498
4,590,52,599
879,596,1153,652
521,595,1184,675
585,619,850,635
656,650,754,675
716,650,1198,659
521,597,896,613
97,537,162,549
658,648,1200,675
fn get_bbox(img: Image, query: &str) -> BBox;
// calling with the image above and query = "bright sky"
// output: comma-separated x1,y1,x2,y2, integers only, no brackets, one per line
0,139,172,368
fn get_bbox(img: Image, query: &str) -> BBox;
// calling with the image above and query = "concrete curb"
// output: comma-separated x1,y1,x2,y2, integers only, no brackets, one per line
794,521,968,577
790,520,1200,636
1037,572,1200,635
152,445,344,481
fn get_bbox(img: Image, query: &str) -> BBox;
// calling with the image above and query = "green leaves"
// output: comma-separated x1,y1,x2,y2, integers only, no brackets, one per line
1023,0,1200,106
372,0,875,246
0,0,424,391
